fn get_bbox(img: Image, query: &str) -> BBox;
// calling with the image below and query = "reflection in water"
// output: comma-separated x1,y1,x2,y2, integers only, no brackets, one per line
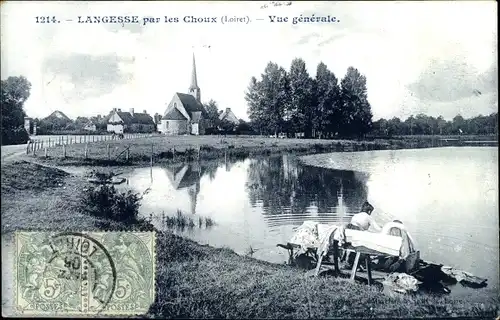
121,148,498,297
245,154,370,226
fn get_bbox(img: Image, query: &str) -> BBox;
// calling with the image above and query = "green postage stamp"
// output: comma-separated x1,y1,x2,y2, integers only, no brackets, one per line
14,231,156,316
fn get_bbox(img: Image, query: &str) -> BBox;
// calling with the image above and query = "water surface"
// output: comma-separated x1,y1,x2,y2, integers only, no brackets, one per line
120,147,498,296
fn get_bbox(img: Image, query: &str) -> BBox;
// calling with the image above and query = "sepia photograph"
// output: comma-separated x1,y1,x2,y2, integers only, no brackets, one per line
1,0,498,318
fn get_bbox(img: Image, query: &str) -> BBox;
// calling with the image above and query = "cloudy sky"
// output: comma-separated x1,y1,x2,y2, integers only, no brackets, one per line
1,1,497,121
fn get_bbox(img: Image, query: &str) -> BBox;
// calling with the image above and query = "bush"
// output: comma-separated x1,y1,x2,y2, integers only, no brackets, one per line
1,127,30,145
78,185,141,222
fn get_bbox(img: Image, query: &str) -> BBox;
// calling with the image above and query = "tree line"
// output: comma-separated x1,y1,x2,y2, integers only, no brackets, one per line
36,115,108,135
371,113,498,136
245,59,373,138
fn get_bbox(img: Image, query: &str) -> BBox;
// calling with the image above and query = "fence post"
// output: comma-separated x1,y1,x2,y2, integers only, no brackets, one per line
84,143,88,159
63,144,66,158
80,136,82,143
44,147,48,158
198,146,201,161
150,144,154,167
107,144,110,160
48,138,51,147
26,141,31,155
93,136,95,142
32,142,36,156
84,135,87,143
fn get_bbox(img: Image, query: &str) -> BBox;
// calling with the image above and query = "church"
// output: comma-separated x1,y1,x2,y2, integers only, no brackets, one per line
158,53,208,135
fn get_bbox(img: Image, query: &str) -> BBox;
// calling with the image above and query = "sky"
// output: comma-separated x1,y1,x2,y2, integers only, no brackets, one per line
1,1,498,121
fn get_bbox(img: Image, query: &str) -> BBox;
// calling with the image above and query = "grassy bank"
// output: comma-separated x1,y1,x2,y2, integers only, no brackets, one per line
1,161,498,318
23,135,476,167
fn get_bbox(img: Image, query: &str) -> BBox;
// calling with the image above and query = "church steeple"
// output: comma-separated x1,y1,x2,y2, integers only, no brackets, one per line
188,52,201,102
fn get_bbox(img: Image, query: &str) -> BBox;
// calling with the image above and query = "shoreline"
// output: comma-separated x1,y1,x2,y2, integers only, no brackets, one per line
20,135,498,169
2,143,499,318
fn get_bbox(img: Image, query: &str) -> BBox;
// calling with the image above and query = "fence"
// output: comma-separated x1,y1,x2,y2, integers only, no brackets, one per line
26,133,154,156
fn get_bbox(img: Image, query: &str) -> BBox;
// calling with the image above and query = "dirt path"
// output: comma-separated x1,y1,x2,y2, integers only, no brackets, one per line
1,145,84,176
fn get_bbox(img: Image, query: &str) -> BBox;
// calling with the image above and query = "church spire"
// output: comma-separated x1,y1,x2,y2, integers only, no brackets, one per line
188,52,201,101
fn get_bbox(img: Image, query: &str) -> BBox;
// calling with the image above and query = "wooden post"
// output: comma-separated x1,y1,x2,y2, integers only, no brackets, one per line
366,256,372,285
26,141,30,155
333,240,339,274
107,144,110,160
80,136,82,143
84,135,87,143
150,144,154,167
44,147,48,158
350,252,361,282
48,138,51,147
84,143,88,159
63,144,66,158
198,146,201,161
32,142,36,156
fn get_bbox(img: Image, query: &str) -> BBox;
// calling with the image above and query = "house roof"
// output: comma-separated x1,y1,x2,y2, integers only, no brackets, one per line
163,107,188,120
45,110,71,121
219,108,239,124
113,111,155,125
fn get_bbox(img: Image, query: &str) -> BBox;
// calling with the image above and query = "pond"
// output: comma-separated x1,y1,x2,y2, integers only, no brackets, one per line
119,147,498,296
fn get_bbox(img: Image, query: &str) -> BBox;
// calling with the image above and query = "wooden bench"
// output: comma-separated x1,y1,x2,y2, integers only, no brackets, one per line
279,241,414,286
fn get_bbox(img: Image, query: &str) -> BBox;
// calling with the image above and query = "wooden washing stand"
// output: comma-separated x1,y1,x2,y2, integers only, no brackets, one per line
280,241,399,285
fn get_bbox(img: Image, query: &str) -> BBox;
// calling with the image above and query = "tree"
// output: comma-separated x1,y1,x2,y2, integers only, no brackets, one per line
452,115,465,134
245,63,290,135
313,62,341,138
287,58,314,137
339,67,373,137
1,76,31,145
245,76,266,135
203,99,221,129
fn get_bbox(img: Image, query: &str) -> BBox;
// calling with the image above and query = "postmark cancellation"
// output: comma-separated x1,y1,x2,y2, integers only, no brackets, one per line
14,231,156,316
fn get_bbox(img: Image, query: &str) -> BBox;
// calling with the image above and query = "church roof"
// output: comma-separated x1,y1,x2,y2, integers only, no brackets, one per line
177,93,206,114
163,107,188,120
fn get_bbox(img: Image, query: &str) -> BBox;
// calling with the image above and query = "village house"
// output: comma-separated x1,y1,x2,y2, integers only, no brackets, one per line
83,120,97,132
219,108,240,126
107,108,156,134
158,53,208,135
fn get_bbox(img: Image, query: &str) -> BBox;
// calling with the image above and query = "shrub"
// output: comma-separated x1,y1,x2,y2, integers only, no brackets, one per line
78,185,141,222
1,127,30,145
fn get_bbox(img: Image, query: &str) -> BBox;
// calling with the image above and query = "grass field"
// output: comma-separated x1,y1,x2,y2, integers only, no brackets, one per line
26,134,463,167
1,161,498,318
